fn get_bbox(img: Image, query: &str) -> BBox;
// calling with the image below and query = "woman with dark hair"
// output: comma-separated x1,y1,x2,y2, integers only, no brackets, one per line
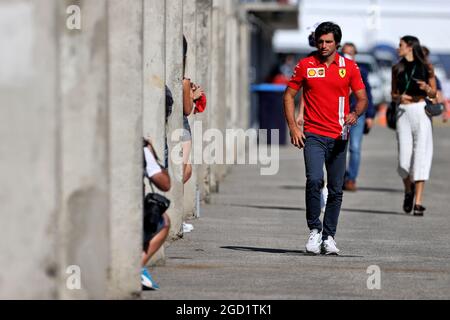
391,35,437,216
182,35,204,184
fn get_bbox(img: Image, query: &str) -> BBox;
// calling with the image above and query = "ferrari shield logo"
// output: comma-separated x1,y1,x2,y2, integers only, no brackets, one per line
339,69,347,78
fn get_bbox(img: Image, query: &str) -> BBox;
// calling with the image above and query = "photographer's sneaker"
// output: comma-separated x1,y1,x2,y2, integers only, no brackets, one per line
306,229,323,255
141,268,159,290
183,222,194,233
322,236,340,255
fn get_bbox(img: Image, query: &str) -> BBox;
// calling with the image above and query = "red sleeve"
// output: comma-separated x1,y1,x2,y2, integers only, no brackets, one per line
287,60,305,91
350,61,366,92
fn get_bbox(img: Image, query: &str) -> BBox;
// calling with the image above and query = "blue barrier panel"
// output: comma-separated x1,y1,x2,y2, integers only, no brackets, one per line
252,83,288,145
251,83,287,93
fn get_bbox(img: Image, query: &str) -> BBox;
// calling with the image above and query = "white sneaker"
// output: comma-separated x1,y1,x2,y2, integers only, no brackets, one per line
322,236,340,255
305,229,323,254
183,222,194,233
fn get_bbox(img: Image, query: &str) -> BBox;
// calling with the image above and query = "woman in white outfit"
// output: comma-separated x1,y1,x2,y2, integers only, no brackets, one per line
391,36,437,216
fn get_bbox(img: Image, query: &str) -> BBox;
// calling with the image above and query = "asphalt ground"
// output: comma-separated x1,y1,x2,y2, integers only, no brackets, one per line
144,125,450,300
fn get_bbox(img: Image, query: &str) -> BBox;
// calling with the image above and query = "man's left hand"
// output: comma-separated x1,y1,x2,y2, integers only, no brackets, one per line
345,112,359,126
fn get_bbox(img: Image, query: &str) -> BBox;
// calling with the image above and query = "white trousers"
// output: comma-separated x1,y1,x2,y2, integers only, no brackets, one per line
396,101,433,182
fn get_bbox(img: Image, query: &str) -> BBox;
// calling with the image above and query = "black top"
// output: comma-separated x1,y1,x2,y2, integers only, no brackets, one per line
395,60,431,96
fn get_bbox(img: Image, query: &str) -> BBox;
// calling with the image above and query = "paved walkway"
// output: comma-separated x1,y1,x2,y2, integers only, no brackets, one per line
144,125,450,300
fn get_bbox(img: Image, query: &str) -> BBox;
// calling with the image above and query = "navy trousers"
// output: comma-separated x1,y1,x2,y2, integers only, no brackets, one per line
303,132,348,240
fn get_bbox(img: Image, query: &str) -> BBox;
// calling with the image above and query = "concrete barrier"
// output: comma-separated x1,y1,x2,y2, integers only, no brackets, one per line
106,0,143,299
0,0,60,299
183,0,198,221
58,0,111,300
165,0,185,239
143,0,167,266
0,0,252,299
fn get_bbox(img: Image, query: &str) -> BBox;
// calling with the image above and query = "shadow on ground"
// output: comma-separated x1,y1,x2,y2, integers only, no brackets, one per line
221,246,364,258
281,185,404,194
229,204,408,216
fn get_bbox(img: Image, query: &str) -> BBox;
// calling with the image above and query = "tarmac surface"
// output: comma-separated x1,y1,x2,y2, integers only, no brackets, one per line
144,125,450,300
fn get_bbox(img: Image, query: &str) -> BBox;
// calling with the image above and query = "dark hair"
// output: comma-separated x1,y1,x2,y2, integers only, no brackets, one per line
183,35,188,77
165,85,173,119
394,35,429,75
308,32,316,47
314,22,342,46
183,35,188,58
342,42,358,55
422,45,430,58
402,36,427,64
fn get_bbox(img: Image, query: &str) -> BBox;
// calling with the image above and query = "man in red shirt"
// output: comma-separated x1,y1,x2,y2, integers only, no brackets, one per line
283,22,368,255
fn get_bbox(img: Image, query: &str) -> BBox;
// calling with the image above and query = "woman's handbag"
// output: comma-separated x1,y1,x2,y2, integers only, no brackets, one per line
387,65,417,130
386,101,398,130
424,99,444,117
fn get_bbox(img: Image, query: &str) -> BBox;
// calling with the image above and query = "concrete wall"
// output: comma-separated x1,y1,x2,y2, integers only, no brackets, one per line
208,0,224,192
107,0,143,299
194,0,213,204
58,0,110,300
143,0,167,266
0,0,59,299
165,0,185,239
0,0,253,299
143,0,166,159
183,0,198,220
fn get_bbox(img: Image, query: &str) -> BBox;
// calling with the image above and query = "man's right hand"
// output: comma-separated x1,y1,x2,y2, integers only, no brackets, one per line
290,126,305,149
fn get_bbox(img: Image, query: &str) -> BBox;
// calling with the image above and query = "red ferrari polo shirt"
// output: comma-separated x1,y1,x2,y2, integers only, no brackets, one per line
288,53,365,139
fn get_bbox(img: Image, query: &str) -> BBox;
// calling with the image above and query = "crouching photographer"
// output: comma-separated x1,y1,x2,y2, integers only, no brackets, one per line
141,138,171,290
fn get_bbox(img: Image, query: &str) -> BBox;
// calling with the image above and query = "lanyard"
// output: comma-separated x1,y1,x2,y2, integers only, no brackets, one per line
403,65,417,93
